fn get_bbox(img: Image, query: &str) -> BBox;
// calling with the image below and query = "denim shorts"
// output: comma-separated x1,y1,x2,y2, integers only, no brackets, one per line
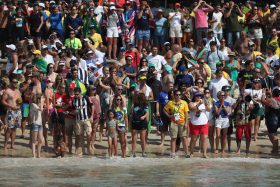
136,30,150,40
32,123,43,132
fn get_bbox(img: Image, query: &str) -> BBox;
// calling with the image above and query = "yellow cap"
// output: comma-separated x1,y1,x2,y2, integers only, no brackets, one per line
32,50,41,55
139,76,147,80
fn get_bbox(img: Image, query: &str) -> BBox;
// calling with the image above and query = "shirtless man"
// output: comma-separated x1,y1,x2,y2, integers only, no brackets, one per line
233,31,249,57
2,77,22,150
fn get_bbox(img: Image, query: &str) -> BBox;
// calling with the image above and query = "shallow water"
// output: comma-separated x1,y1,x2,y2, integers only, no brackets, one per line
0,157,280,187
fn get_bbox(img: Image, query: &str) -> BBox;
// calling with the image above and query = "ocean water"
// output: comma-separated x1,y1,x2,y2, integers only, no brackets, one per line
0,157,279,187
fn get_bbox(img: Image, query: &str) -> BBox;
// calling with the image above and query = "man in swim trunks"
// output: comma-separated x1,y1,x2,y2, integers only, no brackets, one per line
1,77,22,150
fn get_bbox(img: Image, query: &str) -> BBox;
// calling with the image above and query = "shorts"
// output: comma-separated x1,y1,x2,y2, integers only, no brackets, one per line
108,132,116,139
21,103,30,118
118,126,126,134
0,28,8,43
132,121,147,131
248,28,263,39
190,122,208,136
170,122,187,139
75,119,92,136
30,30,42,38
65,117,76,136
265,114,279,134
236,124,251,141
136,29,150,40
107,27,119,38
215,117,230,129
170,26,183,38
5,109,22,129
32,123,43,132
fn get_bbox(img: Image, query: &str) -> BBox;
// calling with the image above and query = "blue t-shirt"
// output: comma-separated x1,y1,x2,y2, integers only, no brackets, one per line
214,101,230,118
175,74,194,88
157,91,169,108
50,13,63,31
124,66,136,84
155,17,167,36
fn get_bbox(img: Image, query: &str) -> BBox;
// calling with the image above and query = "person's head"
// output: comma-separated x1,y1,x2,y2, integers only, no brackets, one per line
252,5,258,15
141,0,148,9
74,87,81,98
253,68,261,78
210,41,217,52
71,68,78,79
208,30,214,38
32,93,42,104
217,91,225,101
33,3,39,12
138,76,147,86
109,5,116,13
188,38,195,47
151,46,158,56
46,63,54,74
266,45,275,55
10,77,18,89
113,94,123,108
125,55,133,65
204,88,211,98
16,7,22,15
157,8,163,17
103,66,110,77
115,84,123,95
193,92,204,102
222,86,231,96
141,48,148,56
220,38,226,47
274,65,280,74
215,4,221,12
245,60,254,70
69,30,75,39
249,41,255,51
88,85,97,96
252,78,262,90
164,42,171,50
179,83,187,92
198,58,205,67
140,58,148,68
168,90,175,100
272,28,277,37
228,52,236,60
167,83,174,91
241,31,247,39
174,89,182,102
172,44,181,54
58,83,66,94
215,69,223,79
107,109,115,120
195,78,204,87
71,5,78,14
135,93,147,106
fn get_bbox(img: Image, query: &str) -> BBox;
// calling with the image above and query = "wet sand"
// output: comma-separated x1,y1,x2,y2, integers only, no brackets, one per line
0,121,279,159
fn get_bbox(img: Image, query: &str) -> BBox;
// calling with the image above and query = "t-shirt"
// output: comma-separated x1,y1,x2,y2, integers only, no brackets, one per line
90,33,103,49
209,77,229,101
29,103,42,125
124,65,136,84
211,11,223,34
136,10,150,30
195,8,208,29
54,93,66,113
65,38,82,49
147,54,167,80
175,74,194,88
33,58,47,73
225,9,242,32
205,50,225,73
155,17,168,36
169,12,182,27
43,54,54,65
214,101,230,118
157,91,169,109
164,100,189,125
115,107,127,127
190,103,208,125
50,13,63,31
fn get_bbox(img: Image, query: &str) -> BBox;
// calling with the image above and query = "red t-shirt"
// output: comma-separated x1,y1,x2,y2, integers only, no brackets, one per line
62,94,75,118
54,93,66,113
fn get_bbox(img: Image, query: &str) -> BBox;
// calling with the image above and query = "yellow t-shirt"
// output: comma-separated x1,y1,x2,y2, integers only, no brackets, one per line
90,33,103,49
164,100,189,125
267,37,280,57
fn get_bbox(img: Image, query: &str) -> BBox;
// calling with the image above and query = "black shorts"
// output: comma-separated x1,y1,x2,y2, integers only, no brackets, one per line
0,28,8,43
31,29,42,38
265,114,279,134
132,121,147,131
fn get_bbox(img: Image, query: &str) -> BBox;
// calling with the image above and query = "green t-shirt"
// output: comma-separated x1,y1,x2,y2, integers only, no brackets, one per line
65,38,82,49
33,58,47,73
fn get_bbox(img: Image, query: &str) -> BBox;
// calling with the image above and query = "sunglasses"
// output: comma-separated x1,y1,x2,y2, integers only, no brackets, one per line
74,93,80,96
205,92,210,94
175,93,181,96
116,98,122,101
70,33,75,35
196,82,203,84
220,95,225,97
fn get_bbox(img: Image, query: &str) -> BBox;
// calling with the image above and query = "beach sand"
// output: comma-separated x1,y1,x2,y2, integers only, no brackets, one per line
0,121,278,159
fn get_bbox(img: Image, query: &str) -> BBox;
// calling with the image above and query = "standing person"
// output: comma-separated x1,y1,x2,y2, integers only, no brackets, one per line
29,94,44,158
209,70,230,101
123,1,136,44
154,9,168,50
193,0,214,44
2,77,22,151
214,91,231,156
131,93,149,157
189,92,210,158
0,2,10,58
64,5,83,39
147,46,167,81
49,5,63,40
106,109,118,158
104,5,120,60
72,87,92,155
156,83,173,147
210,4,223,40
29,3,44,50
224,1,243,48
204,88,215,152
262,88,280,154
205,41,225,76
182,9,194,47
168,3,182,47
136,0,153,52
234,96,253,156
164,89,189,158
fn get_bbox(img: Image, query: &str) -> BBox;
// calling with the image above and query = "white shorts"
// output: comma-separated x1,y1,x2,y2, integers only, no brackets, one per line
170,26,182,38
248,28,263,39
215,117,229,129
107,27,119,38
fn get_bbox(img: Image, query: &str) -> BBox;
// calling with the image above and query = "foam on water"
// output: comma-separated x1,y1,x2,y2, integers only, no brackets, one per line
1,157,280,168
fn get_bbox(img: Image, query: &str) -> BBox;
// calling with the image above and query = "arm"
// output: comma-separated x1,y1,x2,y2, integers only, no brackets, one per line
193,0,202,12
36,15,44,32
8,54,18,75
156,102,160,116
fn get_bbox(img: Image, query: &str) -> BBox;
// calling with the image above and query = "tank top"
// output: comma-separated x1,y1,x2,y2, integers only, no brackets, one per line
226,60,238,81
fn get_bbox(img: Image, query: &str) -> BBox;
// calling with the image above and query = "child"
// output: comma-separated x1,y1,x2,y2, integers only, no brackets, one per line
106,110,118,158
29,94,45,158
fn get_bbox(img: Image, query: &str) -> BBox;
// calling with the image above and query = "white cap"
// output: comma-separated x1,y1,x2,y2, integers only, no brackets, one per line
50,1,56,4
58,61,65,66
139,67,148,72
110,6,116,10
270,4,276,9
38,3,45,8
87,50,94,55
42,45,48,49
6,44,16,51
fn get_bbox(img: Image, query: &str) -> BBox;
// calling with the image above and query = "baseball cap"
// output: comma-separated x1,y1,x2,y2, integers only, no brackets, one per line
270,4,276,9
58,61,65,66
42,45,48,50
110,6,116,10
38,3,45,8
157,8,163,13
32,50,41,55
139,76,147,80
6,44,16,51
222,86,231,91
175,3,181,7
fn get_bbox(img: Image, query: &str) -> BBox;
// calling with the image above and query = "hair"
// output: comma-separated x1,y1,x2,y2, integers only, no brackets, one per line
134,93,148,107
168,90,175,100
46,63,54,75
217,91,225,98
32,93,42,104
111,95,124,111
107,109,115,117
74,87,81,93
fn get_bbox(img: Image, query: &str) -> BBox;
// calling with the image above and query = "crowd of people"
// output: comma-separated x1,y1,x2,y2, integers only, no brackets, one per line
0,0,279,159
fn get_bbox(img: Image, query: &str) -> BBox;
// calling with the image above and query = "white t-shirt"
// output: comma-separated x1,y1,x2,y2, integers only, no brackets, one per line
169,12,182,27
147,54,167,80
29,103,42,125
265,55,278,66
135,84,152,98
212,12,223,34
190,103,209,125
245,89,263,107
43,54,54,65
209,77,230,101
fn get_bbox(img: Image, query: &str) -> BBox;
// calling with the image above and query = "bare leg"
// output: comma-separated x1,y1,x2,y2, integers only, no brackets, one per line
119,133,126,157
131,130,137,156
140,130,147,156
177,37,182,48
112,37,118,59
215,127,221,154
137,39,143,53
37,129,44,158
143,39,149,50
11,128,17,149
170,37,175,45
221,128,228,156
107,38,113,59
190,135,198,156
254,117,261,141
4,128,11,150
113,136,118,157
182,136,189,155
201,134,208,158
21,118,27,138
32,131,38,158
108,137,112,157
208,125,215,152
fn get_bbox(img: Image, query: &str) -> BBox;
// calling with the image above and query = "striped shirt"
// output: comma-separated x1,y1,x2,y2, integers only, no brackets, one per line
72,96,90,121
78,68,89,85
